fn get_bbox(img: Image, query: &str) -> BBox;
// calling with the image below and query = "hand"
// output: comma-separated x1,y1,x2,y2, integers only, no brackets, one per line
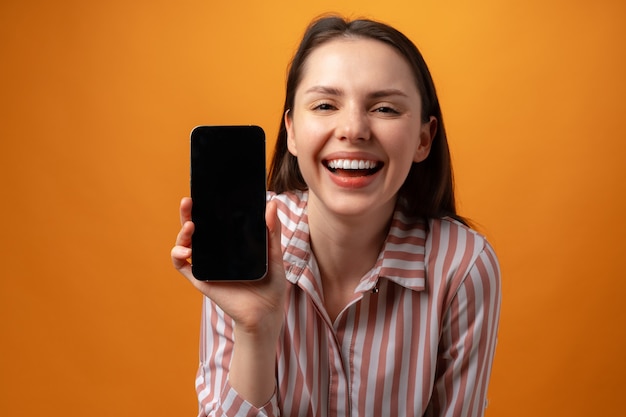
172,197,287,405
171,197,287,334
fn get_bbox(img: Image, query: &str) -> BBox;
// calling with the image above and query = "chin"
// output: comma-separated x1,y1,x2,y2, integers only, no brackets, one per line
319,192,396,219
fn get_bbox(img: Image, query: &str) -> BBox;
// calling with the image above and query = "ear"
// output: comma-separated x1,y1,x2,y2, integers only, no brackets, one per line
285,109,298,157
413,116,437,163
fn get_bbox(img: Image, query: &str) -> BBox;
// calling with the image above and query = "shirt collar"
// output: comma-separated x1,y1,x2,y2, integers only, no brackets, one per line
356,209,427,293
281,191,427,293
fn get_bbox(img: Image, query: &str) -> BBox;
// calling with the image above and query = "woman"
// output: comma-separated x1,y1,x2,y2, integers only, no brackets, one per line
172,15,501,417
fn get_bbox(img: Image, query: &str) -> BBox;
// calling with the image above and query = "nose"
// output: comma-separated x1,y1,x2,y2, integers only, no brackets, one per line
335,104,370,142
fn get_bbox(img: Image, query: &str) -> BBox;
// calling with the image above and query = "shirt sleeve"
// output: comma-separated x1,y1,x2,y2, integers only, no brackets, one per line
195,296,281,417
425,241,502,417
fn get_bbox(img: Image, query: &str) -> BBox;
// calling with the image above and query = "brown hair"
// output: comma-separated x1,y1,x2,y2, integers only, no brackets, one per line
268,15,463,222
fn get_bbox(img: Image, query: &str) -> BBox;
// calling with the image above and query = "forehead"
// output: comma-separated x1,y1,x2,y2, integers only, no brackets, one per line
298,37,418,92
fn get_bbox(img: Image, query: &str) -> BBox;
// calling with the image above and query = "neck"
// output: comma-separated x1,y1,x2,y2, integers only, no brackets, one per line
307,195,395,288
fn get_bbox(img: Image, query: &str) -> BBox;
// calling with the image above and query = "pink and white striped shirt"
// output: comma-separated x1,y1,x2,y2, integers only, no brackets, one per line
195,190,501,417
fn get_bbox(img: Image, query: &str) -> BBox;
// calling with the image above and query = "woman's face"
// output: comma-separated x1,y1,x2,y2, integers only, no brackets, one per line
286,37,436,220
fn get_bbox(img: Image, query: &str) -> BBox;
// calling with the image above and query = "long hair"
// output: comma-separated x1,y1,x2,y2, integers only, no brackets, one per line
268,15,464,223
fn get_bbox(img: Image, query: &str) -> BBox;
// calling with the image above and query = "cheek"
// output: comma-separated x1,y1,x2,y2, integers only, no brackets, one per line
382,129,423,174
381,125,420,155
291,118,329,158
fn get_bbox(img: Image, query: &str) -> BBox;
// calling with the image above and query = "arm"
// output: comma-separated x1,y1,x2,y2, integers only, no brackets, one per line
172,197,286,416
425,242,501,417
195,297,281,417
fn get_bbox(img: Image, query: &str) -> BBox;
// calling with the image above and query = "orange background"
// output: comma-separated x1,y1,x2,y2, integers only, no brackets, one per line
1,0,625,416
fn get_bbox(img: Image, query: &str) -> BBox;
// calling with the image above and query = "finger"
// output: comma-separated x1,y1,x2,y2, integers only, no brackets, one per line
171,245,192,271
179,197,193,226
172,221,194,272
175,220,195,248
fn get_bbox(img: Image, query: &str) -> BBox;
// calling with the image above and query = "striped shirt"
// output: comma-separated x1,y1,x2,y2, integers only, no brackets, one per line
195,190,501,417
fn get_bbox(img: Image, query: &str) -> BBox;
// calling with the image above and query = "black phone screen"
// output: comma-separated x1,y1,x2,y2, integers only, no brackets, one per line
190,125,267,281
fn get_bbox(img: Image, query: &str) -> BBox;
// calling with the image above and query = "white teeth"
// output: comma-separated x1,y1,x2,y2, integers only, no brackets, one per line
327,159,378,170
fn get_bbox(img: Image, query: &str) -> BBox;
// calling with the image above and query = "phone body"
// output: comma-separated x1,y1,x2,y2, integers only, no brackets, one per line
190,125,267,281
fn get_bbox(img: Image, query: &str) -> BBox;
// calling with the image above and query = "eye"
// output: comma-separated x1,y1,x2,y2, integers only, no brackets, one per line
373,106,400,115
312,102,336,111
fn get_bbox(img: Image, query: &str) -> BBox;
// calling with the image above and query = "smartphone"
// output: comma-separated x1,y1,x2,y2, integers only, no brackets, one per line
190,125,267,281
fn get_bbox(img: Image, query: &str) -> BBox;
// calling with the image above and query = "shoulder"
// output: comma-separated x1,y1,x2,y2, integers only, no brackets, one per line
267,189,307,211
389,213,490,259
425,217,500,288
427,217,493,256
267,191,311,254
267,190,308,229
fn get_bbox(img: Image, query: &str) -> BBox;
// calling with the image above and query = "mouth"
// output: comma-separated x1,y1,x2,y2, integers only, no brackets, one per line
323,158,383,177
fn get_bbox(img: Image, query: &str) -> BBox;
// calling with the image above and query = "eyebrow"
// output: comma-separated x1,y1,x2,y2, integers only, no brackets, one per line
303,86,409,99
304,86,342,96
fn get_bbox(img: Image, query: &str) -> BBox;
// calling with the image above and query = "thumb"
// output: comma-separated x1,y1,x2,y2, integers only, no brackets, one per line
265,199,283,264
265,199,280,242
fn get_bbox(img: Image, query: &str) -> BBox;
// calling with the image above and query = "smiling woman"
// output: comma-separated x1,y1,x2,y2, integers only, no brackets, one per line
2,1,625,416
171,15,501,417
